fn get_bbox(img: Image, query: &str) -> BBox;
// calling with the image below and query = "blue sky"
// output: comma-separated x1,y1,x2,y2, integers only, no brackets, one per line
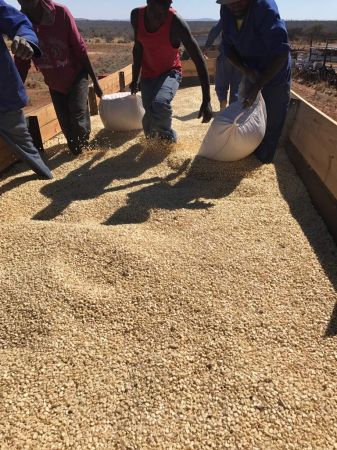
5,0,337,20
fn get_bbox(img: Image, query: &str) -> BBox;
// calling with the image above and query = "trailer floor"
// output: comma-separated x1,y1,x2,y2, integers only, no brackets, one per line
0,87,336,449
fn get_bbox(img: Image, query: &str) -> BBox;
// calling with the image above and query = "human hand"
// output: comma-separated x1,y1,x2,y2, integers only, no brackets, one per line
198,101,213,123
243,83,261,108
94,82,103,98
11,36,33,60
130,80,139,95
245,68,260,85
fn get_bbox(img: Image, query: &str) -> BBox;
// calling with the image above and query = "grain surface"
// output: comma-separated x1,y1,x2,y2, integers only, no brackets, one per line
0,87,336,450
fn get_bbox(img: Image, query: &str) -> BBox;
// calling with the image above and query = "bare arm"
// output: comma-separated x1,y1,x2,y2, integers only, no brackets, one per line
130,8,143,94
235,51,289,107
65,7,102,97
204,20,222,50
82,54,103,98
257,52,289,87
174,15,212,123
227,47,249,76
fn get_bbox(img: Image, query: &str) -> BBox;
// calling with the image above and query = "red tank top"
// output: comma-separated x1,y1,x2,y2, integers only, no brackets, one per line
137,6,182,80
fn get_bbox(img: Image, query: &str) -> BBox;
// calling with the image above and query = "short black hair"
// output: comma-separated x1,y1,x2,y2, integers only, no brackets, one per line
154,0,172,8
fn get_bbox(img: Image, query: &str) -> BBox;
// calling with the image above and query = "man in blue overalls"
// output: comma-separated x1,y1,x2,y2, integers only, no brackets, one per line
218,0,291,163
0,0,52,179
204,19,241,109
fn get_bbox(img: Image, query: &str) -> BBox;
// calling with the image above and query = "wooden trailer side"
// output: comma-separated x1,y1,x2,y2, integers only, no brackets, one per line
0,137,17,173
286,94,337,241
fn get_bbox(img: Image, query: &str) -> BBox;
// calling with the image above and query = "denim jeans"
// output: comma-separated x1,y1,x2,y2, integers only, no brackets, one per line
255,81,291,163
50,71,91,155
215,52,241,104
141,70,182,142
0,109,52,179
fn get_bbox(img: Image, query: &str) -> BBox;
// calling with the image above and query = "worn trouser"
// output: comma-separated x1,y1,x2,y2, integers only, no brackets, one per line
50,71,91,155
216,52,241,104
0,110,52,179
254,81,291,163
141,70,182,143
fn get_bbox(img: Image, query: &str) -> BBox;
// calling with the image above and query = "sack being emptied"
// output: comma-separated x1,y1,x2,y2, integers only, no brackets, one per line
198,93,267,162
99,93,145,132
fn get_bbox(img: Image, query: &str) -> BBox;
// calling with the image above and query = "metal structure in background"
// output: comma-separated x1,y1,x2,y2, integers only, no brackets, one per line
295,37,337,88
309,37,337,65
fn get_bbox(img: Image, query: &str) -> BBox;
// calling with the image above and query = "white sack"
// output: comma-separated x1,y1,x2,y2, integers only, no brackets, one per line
198,93,267,162
99,93,145,131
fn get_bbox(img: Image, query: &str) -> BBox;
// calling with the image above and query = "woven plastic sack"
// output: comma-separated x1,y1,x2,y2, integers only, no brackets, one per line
198,93,267,162
99,93,145,131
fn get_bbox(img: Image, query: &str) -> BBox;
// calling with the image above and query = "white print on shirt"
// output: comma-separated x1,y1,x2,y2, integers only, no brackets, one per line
37,37,70,70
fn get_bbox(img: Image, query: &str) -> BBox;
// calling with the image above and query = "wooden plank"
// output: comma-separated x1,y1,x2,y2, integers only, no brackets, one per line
26,102,61,144
119,71,126,92
39,119,62,143
123,64,133,86
88,86,98,116
286,141,337,244
289,93,337,200
0,138,17,173
181,59,217,77
27,116,44,152
28,103,58,127
99,72,121,94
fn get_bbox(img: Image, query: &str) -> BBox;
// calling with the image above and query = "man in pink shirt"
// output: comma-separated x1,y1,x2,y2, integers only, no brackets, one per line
16,0,103,155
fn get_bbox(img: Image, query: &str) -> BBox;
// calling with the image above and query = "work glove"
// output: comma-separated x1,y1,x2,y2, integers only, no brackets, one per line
130,80,139,95
11,36,34,60
198,100,213,123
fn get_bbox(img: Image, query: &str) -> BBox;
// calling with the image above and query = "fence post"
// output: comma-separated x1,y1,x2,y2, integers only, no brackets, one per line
27,116,44,152
88,85,98,116
119,71,126,92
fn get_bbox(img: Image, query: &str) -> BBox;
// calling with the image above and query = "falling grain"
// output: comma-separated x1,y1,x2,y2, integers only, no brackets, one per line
0,87,336,449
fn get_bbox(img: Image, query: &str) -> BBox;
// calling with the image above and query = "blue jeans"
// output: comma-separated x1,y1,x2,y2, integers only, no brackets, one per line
0,110,53,179
141,70,182,142
254,82,291,163
216,53,241,104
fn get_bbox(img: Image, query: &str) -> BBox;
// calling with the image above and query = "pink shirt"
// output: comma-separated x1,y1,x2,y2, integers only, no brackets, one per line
16,3,87,94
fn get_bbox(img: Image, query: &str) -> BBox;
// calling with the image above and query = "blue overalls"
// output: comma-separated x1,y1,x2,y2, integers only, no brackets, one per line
0,0,52,179
221,0,291,163
205,20,241,104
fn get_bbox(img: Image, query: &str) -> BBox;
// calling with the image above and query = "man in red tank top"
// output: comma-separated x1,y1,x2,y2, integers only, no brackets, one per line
131,0,213,143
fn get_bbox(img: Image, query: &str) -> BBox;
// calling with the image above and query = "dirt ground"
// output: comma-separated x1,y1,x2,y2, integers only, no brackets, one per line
292,80,337,122
0,86,336,449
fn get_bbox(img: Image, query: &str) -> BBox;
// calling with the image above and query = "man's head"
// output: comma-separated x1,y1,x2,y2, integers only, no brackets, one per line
217,0,252,17
18,0,56,25
147,0,173,19
17,0,42,23
18,0,40,10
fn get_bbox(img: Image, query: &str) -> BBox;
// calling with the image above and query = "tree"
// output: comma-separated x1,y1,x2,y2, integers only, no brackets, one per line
305,24,325,39
288,27,304,40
